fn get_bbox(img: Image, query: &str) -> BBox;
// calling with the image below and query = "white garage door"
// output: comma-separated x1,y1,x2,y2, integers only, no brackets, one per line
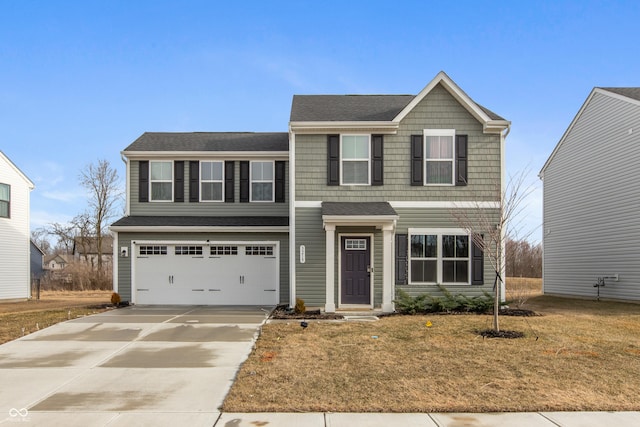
134,242,278,305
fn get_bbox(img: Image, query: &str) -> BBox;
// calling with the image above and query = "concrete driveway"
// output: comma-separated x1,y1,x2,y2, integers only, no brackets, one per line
0,305,270,426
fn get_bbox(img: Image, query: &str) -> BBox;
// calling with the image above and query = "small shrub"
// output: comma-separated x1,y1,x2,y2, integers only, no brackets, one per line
294,297,306,314
110,292,121,306
394,287,494,314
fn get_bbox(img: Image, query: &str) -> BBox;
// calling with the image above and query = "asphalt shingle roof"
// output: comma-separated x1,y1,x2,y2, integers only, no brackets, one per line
321,202,398,217
111,216,289,227
290,95,415,121
600,87,640,102
124,132,289,152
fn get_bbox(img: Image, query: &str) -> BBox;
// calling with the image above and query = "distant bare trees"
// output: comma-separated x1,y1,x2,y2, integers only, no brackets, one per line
506,237,542,278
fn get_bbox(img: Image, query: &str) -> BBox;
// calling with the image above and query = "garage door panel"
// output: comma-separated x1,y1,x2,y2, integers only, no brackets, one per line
134,243,278,305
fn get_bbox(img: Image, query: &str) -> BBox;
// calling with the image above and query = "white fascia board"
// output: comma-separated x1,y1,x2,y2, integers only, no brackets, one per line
109,225,289,233
483,120,511,134
598,88,640,107
289,121,398,134
122,151,289,160
295,201,322,208
390,201,500,209
393,71,497,133
322,215,398,229
0,151,35,189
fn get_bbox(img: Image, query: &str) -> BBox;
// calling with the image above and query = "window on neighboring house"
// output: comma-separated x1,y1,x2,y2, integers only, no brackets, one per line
0,183,9,218
150,161,173,201
200,161,223,201
250,161,274,202
409,230,469,284
341,135,370,185
424,129,455,185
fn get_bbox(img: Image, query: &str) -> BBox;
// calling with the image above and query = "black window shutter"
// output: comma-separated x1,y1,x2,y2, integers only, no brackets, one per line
456,134,468,186
174,161,184,202
239,161,249,203
225,161,235,203
275,161,285,203
371,134,383,186
189,161,199,202
471,234,484,285
395,234,408,285
411,135,423,186
327,134,340,186
138,161,149,202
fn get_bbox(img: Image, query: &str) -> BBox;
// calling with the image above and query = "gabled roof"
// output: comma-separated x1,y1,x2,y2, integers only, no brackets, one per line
123,132,289,153
289,71,509,135
599,87,640,102
0,151,35,189
540,87,640,177
291,95,415,121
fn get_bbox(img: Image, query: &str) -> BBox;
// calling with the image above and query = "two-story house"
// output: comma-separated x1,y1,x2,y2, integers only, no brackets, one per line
0,151,35,301
111,72,510,312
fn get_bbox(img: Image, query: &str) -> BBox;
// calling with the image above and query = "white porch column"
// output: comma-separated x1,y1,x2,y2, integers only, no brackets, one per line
382,224,395,313
325,224,336,312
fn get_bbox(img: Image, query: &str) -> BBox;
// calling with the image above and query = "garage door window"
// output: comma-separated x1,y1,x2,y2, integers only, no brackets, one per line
139,245,167,255
175,246,203,255
211,246,238,256
246,246,274,256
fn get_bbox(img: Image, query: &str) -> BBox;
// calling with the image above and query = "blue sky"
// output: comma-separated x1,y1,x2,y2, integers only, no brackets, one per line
1,0,638,243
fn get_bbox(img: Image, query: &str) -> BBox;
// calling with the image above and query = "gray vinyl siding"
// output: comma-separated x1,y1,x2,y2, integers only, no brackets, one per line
295,83,501,202
395,207,499,299
294,207,498,307
130,160,289,216
295,208,385,309
115,232,289,304
543,91,640,300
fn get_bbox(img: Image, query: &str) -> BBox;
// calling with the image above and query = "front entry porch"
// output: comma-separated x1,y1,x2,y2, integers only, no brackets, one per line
321,202,398,313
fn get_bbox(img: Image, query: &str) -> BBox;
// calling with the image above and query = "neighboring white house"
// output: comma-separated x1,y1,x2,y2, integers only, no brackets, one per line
540,87,640,300
0,151,35,301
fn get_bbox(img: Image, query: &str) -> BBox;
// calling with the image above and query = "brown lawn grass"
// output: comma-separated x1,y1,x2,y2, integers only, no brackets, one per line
224,280,640,413
0,290,112,344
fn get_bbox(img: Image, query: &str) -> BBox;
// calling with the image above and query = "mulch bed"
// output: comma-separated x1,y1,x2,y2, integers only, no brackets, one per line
477,329,526,339
270,305,344,320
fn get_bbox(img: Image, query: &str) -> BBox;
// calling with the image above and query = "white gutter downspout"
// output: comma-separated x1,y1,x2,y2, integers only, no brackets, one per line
121,152,130,216
288,126,296,309
500,124,510,302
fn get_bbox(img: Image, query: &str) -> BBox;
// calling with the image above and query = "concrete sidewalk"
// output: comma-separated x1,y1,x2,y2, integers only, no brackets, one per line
214,411,640,427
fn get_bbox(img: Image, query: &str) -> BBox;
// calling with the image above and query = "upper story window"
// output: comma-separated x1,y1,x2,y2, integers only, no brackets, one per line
251,161,274,202
341,135,370,185
150,161,173,201
0,183,9,218
424,129,455,185
409,229,469,284
200,161,224,202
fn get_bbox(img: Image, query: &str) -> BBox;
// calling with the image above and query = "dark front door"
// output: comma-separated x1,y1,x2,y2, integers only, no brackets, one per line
341,236,371,305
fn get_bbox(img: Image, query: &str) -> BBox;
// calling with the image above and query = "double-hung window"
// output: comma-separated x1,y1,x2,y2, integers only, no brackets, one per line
200,161,223,202
341,135,370,185
424,129,455,185
150,161,173,201
409,229,470,284
0,183,9,218
251,161,274,202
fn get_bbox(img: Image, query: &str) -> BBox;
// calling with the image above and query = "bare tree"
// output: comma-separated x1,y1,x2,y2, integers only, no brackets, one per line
78,159,122,275
47,222,76,254
451,169,534,332
31,228,52,254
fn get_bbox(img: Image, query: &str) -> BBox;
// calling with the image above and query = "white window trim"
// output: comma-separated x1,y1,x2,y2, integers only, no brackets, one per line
0,183,10,219
250,160,275,202
408,228,471,285
423,129,455,186
200,160,224,202
340,134,371,186
149,160,173,202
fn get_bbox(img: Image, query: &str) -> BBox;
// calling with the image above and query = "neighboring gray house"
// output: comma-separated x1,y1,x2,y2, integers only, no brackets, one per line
111,72,510,312
30,240,45,280
0,151,34,301
540,87,640,300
